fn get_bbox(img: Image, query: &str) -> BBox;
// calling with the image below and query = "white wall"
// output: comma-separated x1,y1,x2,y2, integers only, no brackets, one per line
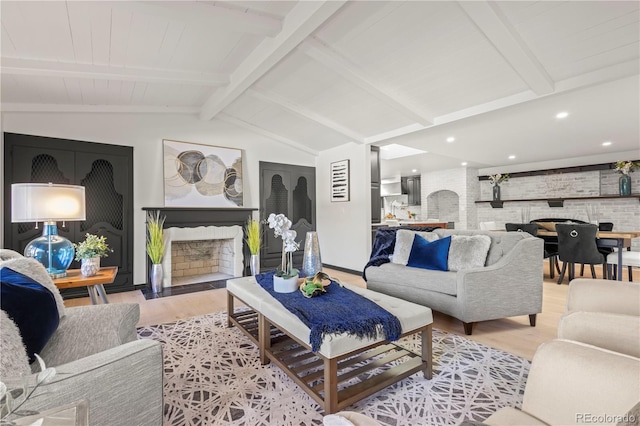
1,112,316,284
316,143,371,272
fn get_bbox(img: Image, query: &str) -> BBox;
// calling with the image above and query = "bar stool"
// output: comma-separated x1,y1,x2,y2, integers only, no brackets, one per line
607,251,640,281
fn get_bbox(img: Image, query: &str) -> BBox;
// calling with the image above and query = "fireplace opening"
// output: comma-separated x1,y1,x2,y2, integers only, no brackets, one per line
161,225,243,288
171,239,235,286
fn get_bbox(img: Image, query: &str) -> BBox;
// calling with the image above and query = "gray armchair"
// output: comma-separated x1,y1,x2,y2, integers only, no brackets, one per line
1,250,163,425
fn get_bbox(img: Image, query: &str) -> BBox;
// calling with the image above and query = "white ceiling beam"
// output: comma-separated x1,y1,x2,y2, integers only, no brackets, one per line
2,103,199,114
108,1,282,37
300,37,434,126
1,57,229,86
458,1,555,95
247,87,365,143
199,1,347,121
218,113,319,156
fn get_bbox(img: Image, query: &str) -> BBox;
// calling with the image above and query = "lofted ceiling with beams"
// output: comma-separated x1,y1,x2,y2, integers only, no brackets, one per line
2,1,639,174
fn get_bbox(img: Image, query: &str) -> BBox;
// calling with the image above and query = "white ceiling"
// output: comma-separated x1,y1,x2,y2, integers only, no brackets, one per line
2,1,639,176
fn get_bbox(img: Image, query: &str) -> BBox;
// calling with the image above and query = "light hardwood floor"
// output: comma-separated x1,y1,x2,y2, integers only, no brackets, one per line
65,262,634,360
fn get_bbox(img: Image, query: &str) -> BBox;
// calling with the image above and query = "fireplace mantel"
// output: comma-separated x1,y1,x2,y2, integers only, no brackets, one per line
142,207,257,228
142,207,258,278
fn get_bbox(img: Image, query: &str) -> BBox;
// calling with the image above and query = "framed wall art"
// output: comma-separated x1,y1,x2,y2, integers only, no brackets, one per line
330,159,350,202
163,139,243,207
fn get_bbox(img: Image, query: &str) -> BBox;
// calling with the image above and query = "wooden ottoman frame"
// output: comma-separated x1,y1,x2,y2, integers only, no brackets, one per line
227,278,433,414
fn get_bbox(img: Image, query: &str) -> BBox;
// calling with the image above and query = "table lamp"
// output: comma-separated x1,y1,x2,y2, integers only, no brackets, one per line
11,183,86,278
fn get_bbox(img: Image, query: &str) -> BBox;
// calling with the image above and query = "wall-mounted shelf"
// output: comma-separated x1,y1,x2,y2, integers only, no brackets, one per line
476,194,640,208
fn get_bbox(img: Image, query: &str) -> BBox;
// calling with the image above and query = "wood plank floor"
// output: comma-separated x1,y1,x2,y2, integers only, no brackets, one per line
65,261,634,360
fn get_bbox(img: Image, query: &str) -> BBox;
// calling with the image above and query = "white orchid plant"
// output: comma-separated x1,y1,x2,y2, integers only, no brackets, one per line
488,173,509,185
267,213,300,279
615,161,640,175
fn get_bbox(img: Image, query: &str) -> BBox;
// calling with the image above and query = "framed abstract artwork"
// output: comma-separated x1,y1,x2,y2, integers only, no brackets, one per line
330,159,350,202
163,139,243,207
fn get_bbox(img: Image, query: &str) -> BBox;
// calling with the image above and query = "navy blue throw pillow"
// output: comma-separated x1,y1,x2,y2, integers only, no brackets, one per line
1,267,60,363
407,235,451,271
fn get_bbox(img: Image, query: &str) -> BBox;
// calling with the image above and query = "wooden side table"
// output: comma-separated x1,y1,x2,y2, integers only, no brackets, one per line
52,267,118,304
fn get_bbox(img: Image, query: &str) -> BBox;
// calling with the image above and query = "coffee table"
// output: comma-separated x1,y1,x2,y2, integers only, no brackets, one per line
227,276,433,414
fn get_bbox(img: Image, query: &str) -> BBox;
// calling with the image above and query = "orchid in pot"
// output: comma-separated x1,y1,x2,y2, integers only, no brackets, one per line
267,213,300,292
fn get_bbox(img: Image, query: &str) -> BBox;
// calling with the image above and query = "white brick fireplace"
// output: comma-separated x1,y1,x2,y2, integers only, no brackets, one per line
161,225,243,288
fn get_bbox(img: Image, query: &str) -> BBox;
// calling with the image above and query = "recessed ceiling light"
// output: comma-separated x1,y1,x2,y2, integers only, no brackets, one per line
411,169,417,173
446,137,455,143
461,162,468,166
556,111,569,119
602,141,612,146
508,155,516,160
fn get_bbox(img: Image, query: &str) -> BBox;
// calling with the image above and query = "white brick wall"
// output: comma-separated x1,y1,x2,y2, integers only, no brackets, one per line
416,167,639,249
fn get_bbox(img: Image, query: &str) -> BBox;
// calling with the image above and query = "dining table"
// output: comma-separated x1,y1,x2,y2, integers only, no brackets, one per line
536,229,640,281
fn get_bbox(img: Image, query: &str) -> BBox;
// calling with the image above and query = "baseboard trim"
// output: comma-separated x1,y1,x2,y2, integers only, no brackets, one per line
322,264,363,276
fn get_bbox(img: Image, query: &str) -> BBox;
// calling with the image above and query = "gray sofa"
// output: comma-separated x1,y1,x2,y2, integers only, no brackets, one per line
365,229,544,334
1,250,163,425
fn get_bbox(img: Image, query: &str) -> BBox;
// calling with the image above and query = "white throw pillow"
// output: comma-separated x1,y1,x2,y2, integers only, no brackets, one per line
448,235,492,272
392,229,439,265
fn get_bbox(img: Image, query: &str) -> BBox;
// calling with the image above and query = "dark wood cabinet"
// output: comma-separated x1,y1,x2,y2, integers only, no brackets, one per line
402,175,421,206
370,147,381,223
3,133,134,297
259,162,316,271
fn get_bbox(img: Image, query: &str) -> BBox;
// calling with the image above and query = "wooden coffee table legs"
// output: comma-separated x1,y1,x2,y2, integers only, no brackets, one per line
228,291,433,414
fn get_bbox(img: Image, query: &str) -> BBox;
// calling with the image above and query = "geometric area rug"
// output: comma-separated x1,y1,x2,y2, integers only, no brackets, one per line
137,311,530,426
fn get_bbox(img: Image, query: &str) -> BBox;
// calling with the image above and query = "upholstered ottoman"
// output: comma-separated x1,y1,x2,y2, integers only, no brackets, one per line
227,276,433,414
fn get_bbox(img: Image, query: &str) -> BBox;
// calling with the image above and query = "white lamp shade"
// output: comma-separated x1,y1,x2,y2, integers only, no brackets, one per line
11,183,86,222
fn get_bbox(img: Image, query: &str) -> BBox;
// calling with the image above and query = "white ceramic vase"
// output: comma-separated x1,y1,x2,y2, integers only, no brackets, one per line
81,256,100,277
273,275,298,293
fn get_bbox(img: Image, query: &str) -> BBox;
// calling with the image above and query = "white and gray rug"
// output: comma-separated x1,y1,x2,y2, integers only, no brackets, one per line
137,311,529,426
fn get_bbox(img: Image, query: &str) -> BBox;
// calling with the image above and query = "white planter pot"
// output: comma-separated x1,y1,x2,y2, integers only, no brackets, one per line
273,275,299,293
80,256,100,277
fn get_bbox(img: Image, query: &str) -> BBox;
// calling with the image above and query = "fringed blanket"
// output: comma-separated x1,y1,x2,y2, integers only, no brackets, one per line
255,271,402,352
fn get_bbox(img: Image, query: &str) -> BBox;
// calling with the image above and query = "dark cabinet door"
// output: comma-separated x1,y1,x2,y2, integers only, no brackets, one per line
259,162,316,271
3,133,134,295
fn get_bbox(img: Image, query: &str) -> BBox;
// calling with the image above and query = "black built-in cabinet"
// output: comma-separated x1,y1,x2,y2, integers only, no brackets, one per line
259,161,316,272
3,133,134,297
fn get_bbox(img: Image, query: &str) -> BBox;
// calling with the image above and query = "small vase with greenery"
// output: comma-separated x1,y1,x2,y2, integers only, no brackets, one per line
245,218,261,275
74,233,112,276
146,210,166,293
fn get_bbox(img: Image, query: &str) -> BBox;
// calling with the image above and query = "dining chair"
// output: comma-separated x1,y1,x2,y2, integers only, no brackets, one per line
506,223,558,279
556,223,605,284
579,222,614,277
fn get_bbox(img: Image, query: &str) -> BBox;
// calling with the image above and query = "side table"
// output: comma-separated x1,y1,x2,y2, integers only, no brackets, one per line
52,267,118,304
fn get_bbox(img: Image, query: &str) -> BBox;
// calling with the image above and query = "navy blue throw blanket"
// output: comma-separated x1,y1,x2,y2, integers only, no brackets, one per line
363,226,439,280
255,271,402,352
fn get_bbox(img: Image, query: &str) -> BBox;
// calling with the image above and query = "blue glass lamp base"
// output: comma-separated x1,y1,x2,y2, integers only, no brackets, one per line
24,224,75,278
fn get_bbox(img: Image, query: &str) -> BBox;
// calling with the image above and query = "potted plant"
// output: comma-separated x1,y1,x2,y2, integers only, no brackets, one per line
266,213,300,293
245,218,261,275
146,210,166,293
74,233,113,277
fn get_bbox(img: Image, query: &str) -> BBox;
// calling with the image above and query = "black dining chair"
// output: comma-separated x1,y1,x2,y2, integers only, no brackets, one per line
579,222,613,277
506,223,558,279
556,223,605,284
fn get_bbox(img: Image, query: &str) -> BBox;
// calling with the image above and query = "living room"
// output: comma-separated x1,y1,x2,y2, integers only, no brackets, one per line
1,1,639,425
